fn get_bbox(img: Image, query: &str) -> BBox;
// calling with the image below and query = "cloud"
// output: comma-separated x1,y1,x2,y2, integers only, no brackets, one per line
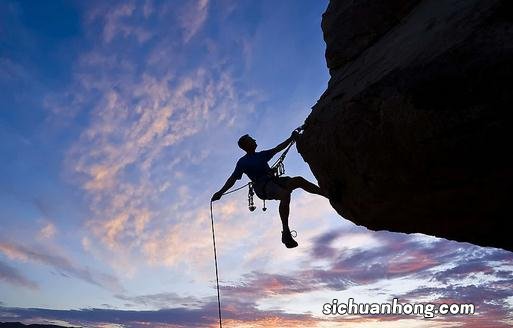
222,271,318,300
66,64,240,248
310,229,341,259
115,292,203,309
400,283,513,327
1,226,512,327
0,297,319,328
219,229,513,325
138,197,263,278
302,230,439,285
3,289,504,328
86,1,152,44
0,241,122,292
0,260,38,290
38,222,57,240
0,306,217,328
178,0,209,42
15,0,267,285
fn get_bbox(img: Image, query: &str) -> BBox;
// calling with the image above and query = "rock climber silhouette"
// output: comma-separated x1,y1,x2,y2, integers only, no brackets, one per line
211,129,326,248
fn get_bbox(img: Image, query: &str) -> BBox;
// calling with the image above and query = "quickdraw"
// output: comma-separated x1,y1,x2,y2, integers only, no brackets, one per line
248,182,257,211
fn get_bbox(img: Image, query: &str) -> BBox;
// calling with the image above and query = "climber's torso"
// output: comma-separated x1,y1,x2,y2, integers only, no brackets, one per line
233,150,274,183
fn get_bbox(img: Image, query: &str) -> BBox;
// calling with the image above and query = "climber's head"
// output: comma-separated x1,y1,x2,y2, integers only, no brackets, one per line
238,134,257,153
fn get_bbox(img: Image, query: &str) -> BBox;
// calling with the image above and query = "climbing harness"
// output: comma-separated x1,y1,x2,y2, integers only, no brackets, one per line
208,124,304,328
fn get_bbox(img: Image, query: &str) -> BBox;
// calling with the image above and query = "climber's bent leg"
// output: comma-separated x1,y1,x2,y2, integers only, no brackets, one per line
286,176,325,196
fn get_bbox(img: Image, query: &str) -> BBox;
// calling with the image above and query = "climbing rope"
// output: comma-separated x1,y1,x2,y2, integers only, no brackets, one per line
221,182,250,196
208,124,305,328
209,201,223,328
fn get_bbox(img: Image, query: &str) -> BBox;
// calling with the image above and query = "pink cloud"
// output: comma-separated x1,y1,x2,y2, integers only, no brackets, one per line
0,260,38,290
0,240,122,292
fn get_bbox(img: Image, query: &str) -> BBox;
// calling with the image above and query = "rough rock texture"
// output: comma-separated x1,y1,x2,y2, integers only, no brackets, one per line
298,0,513,251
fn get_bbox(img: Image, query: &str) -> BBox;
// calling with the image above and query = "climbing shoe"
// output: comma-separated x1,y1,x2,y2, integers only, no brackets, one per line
281,230,298,248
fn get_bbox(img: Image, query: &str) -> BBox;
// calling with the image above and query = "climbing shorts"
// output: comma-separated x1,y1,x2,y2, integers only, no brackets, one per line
254,176,291,200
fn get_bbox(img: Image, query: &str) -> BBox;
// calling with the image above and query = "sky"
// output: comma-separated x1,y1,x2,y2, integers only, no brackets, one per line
0,0,512,327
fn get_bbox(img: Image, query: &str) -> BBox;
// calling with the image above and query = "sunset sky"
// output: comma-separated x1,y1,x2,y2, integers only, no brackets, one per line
1,0,512,327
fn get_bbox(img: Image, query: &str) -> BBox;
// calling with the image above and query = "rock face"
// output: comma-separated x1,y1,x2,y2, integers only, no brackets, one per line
298,0,513,251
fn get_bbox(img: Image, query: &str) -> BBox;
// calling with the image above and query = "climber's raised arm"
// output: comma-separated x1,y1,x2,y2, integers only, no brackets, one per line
267,130,300,157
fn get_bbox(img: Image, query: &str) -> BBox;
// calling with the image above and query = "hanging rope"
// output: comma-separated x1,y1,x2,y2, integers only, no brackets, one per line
209,201,223,328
